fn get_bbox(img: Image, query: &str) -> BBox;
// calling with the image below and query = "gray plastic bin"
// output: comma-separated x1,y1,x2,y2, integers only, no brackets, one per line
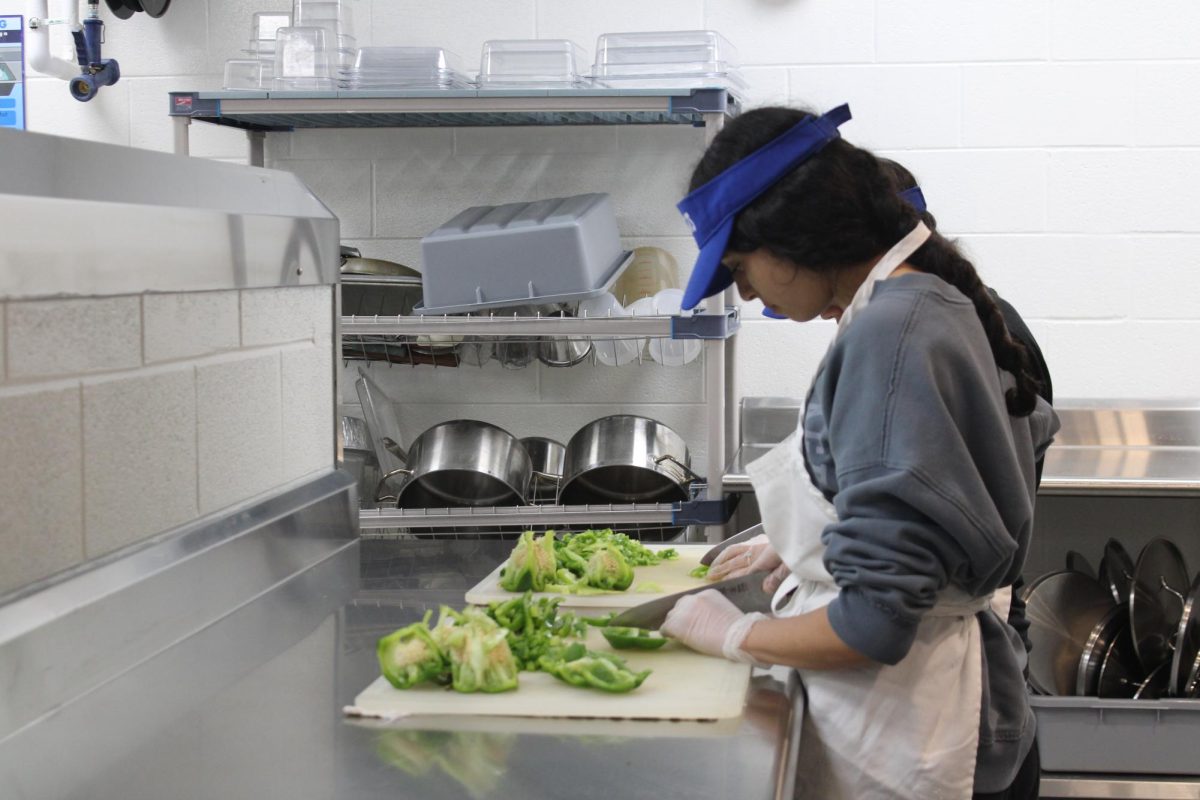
1031,695,1200,775
418,193,627,314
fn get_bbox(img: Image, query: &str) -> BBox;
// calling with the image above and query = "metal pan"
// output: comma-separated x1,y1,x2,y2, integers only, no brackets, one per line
1026,571,1117,695
1129,538,1189,671
1168,573,1200,697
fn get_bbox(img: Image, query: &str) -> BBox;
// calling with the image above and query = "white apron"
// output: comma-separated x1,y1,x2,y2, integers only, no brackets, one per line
745,223,1011,800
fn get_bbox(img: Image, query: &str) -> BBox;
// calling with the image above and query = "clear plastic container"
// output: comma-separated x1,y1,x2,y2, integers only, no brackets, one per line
252,11,291,41
594,30,739,73
292,2,355,68
339,47,472,90
591,29,745,89
478,39,587,87
273,26,334,89
223,58,270,90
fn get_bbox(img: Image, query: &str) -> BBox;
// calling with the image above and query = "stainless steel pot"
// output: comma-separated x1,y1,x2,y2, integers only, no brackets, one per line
339,416,380,509
557,415,698,505
520,436,566,504
389,420,532,508
537,310,592,367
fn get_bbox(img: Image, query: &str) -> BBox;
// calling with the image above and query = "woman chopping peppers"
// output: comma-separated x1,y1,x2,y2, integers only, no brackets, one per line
660,104,1059,800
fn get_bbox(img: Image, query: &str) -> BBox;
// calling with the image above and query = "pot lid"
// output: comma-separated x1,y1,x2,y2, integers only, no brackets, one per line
1076,604,1130,696
1129,538,1189,671
1065,550,1097,581
1099,538,1135,606
1169,572,1200,696
1097,622,1141,699
1027,571,1116,696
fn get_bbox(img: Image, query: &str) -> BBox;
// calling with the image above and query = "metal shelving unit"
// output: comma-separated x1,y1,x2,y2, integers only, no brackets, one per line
342,308,741,538
168,87,740,166
167,86,742,541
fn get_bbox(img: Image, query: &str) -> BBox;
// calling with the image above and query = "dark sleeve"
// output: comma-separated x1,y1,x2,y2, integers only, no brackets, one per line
818,299,1025,665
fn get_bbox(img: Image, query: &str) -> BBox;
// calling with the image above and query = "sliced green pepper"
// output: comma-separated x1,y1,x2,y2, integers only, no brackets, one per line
538,645,651,693
600,626,669,650
689,564,710,579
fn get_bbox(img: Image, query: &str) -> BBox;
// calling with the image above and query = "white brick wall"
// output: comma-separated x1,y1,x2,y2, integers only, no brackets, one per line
5,0,1200,528
0,287,335,597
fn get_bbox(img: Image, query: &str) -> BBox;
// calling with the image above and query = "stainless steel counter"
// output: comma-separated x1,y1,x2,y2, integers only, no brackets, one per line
0,537,802,800
724,404,1200,495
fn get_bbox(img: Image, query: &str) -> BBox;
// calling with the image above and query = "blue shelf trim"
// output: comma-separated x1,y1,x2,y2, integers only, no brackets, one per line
671,307,741,340
673,495,739,526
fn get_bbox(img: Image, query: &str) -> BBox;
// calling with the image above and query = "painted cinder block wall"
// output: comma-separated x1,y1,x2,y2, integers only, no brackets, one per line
0,285,335,596
3,0,1198,564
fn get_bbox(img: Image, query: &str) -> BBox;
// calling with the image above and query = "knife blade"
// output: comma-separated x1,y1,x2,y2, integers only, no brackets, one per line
699,522,765,566
607,570,773,630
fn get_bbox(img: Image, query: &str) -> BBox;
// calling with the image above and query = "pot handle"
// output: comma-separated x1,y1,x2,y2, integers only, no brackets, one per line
374,467,412,504
653,454,700,483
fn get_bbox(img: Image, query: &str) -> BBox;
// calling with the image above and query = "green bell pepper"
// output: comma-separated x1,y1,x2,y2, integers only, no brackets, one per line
583,544,634,591
538,644,651,693
600,626,669,650
499,529,558,592
376,610,449,689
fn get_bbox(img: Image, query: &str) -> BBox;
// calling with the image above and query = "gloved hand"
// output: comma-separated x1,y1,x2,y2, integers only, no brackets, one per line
762,562,791,595
661,588,767,664
706,533,781,582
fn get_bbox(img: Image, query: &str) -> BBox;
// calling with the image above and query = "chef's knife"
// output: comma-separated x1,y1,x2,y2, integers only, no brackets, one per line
608,570,773,630
699,522,765,566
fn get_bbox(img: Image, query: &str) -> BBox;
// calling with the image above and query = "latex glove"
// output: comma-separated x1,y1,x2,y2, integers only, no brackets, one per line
661,588,767,664
762,562,791,595
706,533,781,582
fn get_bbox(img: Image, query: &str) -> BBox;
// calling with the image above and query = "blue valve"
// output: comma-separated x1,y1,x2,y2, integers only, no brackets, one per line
69,13,119,102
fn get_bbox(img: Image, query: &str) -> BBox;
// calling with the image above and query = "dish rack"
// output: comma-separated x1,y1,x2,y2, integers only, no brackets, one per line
342,307,741,540
340,306,736,368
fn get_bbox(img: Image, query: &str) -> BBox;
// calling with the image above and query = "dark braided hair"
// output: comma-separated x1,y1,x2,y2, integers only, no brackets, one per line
691,106,1042,417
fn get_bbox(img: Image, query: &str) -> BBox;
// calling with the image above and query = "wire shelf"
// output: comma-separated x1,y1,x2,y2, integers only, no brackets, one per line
356,495,734,539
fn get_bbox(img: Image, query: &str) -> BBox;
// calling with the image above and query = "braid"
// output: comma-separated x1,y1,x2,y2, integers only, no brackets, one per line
907,234,1042,416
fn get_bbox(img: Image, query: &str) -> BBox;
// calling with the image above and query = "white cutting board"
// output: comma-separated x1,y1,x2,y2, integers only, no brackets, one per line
345,628,750,722
464,543,710,608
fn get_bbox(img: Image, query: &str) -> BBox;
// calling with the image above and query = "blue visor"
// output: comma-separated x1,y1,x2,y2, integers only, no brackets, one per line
677,104,853,311
899,184,927,214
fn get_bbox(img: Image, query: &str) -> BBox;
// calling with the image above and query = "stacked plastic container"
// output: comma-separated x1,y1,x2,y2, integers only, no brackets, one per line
339,47,472,90
270,0,356,90
590,30,747,91
477,39,589,88
223,11,291,90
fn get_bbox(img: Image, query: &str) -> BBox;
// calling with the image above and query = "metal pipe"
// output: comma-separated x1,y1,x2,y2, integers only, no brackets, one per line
24,0,80,81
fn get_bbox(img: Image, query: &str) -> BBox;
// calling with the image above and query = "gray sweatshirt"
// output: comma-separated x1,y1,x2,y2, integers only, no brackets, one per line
801,272,1059,793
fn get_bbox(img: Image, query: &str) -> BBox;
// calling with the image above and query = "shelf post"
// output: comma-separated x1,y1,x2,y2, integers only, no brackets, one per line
172,115,190,156
248,131,266,167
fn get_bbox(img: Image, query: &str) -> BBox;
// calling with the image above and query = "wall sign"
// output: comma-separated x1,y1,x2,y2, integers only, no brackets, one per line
0,15,26,130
